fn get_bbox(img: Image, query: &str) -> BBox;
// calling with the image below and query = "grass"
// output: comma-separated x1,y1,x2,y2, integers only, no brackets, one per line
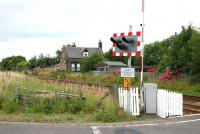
0,72,138,123
148,80,200,96
0,111,96,123
31,70,141,87
31,70,200,96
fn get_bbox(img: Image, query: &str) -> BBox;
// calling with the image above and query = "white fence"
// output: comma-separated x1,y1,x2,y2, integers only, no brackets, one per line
118,87,140,116
157,89,183,118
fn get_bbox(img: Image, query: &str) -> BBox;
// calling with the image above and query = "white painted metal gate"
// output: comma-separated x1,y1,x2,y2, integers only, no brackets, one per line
157,89,183,118
118,87,140,116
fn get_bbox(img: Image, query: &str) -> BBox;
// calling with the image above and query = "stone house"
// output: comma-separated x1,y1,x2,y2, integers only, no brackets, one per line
60,41,103,72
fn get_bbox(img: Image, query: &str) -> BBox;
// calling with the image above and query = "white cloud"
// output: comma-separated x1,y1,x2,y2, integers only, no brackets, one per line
0,0,200,61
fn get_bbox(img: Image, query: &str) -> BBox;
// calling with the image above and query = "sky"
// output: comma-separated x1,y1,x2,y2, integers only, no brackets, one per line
0,0,200,61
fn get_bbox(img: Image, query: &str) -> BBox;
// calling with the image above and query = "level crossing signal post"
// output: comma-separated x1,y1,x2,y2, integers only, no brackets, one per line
110,30,141,114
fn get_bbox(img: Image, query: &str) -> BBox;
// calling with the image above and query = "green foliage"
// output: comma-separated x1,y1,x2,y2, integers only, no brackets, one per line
29,54,58,69
144,25,200,82
80,53,104,72
104,48,127,64
2,99,19,113
149,80,200,96
189,30,200,82
28,49,61,69
0,73,139,122
0,56,26,71
1,96,86,114
158,54,170,72
94,102,135,122
169,26,194,73
0,96,5,110
17,61,31,70
144,42,161,66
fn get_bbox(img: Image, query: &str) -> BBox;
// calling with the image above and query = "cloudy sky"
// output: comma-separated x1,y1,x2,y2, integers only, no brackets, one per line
0,0,199,60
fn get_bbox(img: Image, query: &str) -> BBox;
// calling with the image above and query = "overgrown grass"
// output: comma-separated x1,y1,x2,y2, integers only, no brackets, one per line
148,80,200,96
32,70,141,87
0,72,138,123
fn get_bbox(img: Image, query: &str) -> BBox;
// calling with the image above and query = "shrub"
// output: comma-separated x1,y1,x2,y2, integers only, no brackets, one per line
2,99,19,113
68,98,86,114
0,97,5,110
43,98,54,114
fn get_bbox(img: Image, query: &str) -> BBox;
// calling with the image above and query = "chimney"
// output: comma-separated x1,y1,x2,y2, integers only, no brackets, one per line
98,40,102,50
72,42,76,47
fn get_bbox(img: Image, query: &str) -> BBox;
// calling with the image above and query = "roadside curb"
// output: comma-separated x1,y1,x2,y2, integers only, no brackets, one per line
0,114,199,127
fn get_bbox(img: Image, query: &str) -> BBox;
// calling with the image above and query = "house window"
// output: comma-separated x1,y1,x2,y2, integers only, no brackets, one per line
71,63,75,72
81,48,89,57
98,67,105,71
77,63,80,72
83,52,88,57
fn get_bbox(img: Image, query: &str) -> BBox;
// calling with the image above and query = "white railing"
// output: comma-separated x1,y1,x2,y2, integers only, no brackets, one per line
157,89,183,118
118,87,140,116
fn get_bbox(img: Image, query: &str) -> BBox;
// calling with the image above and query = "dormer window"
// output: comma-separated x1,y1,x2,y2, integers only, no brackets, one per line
81,48,89,57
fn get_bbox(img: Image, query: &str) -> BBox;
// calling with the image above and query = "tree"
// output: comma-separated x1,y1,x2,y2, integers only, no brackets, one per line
169,26,194,74
104,48,140,66
56,50,62,63
29,54,57,68
104,48,127,64
0,56,26,70
17,61,31,70
29,56,37,69
80,53,104,72
189,30,200,82
144,42,161,66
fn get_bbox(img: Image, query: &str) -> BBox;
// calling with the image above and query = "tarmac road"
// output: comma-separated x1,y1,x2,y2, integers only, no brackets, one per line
0,114,200,134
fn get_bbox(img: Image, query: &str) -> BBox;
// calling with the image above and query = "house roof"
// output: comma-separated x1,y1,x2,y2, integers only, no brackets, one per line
102,61,127,67
64,46,102,58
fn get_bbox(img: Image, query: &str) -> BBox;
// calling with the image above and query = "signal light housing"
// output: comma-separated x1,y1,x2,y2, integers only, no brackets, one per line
111,32,141,57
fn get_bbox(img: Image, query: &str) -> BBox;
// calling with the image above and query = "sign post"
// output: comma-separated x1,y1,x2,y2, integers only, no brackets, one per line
121,68,135,90
123,77,131,90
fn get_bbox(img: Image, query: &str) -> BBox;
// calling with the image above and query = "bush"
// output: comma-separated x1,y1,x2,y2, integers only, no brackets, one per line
95,110,134,122
0,97,5,110
2,99,19,113
95,111,119,122
43,98,54,114
68,98,86,114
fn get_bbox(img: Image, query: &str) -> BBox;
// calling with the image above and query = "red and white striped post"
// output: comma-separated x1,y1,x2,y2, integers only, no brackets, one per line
140,0,145,112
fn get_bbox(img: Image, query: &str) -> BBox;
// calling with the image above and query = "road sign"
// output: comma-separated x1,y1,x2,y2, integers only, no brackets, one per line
121,68,135,77
123,77,131,90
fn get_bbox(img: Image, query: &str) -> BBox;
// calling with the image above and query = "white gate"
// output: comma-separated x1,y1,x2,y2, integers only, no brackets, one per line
157,89,183,118
118,87,140,116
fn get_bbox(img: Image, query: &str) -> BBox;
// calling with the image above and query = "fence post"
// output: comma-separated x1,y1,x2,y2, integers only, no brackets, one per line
112,84,119,108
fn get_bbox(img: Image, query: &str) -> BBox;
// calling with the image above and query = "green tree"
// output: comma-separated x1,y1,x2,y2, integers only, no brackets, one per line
169,26,194,73
104,48,140,66
80,53,104,72
144,42,161,66
189,30,200,82
0,56,26,70
17,61,31,70
29,56,37,69
56,50,62,63
104,48,127,64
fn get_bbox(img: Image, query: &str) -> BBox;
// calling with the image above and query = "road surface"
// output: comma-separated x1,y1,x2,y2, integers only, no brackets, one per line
0,114,200,134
